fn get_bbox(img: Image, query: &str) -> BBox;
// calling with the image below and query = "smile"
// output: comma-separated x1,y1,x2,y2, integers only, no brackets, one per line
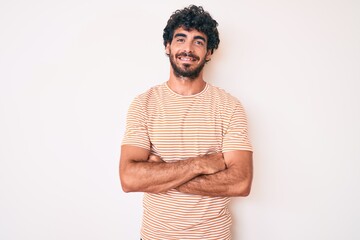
176,52,200,62
178,56,196,62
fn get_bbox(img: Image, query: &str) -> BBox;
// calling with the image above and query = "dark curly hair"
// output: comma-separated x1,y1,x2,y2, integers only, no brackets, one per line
163,5,220,54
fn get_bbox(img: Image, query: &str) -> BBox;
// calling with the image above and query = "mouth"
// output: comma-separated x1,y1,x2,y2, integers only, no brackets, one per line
176,52,199,62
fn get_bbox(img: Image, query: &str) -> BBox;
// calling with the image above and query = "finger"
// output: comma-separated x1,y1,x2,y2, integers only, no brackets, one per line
148,154,164,163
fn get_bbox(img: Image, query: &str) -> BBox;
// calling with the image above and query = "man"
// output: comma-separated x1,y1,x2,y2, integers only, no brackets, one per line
120,5,253,240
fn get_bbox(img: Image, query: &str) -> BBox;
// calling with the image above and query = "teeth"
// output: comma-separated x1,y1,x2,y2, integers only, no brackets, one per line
180,57,193,61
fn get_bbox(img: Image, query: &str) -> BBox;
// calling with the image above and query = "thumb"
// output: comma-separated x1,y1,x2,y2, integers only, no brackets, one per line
148,154,164,163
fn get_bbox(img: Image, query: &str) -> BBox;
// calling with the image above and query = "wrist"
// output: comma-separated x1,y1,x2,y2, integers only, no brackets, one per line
189,156,206,175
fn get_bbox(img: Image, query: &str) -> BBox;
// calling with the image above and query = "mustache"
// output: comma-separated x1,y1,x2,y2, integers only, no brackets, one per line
175,52,200,61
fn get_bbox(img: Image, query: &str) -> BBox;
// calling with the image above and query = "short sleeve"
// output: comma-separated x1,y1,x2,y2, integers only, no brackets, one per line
222,102,253,152
121,97,151,150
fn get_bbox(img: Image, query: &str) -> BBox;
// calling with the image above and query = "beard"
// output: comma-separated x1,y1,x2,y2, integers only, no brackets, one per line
169,51,207,80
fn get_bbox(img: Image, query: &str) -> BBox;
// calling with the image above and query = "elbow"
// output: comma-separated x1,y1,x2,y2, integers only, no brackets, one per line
120,177,162,194
239,185,252,197
120,174,166,194
121,181,132,193
119,163,141,193
233,181,252,197
120,173,137,193
236,173,253,197
120,178,130,193
121,179,138,193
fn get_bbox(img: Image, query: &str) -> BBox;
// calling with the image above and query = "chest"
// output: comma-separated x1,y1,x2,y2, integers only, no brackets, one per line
146,97,227,159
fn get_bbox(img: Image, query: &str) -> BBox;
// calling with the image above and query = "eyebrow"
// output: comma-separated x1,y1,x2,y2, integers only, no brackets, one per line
174,33,187,39
174,33,206,42
194,36,206,42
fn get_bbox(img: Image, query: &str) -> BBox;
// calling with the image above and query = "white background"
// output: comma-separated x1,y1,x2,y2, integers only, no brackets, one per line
1,0,359,239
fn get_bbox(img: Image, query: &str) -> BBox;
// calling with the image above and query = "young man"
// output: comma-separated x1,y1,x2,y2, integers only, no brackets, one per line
120,5,253,240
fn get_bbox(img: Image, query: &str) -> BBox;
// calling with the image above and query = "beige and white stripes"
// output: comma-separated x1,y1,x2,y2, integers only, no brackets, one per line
122,82,252,239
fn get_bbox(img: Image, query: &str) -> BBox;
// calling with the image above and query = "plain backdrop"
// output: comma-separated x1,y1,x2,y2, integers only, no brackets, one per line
1,0,359,239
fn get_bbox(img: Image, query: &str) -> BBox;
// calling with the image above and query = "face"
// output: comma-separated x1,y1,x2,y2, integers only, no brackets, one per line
166,27,212,80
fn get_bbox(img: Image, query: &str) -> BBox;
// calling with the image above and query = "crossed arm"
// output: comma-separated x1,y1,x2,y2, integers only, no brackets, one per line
119,145,253,197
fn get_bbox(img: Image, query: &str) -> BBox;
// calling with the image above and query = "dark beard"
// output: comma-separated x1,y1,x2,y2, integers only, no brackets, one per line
169,52,206,80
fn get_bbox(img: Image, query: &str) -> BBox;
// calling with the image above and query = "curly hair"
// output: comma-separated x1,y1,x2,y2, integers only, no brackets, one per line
163,5,220,54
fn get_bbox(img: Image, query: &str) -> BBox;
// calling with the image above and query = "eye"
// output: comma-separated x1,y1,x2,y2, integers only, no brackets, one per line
176,38,185,43
195,40,204,46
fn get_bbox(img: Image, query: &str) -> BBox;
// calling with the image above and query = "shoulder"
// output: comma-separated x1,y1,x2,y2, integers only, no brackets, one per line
136,83,164,100
131,83,165,106
126,84,165,120
207,83,242,107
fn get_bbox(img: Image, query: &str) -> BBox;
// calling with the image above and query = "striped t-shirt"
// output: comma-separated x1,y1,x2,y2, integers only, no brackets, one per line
122,82,252,240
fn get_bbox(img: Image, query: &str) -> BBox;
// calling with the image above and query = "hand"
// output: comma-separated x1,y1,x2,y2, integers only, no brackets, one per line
147,154,165,163
200,152,226,175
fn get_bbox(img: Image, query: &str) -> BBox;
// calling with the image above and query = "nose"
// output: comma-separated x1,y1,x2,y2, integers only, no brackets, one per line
183,41,193,53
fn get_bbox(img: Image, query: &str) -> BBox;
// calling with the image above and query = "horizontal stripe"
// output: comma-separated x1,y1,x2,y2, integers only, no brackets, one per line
123,82,252,239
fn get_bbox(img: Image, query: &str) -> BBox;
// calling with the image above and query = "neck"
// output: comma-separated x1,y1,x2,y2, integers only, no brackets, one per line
167,72,206,96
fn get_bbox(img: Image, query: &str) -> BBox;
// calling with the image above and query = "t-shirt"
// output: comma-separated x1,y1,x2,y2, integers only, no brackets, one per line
122,82,252,240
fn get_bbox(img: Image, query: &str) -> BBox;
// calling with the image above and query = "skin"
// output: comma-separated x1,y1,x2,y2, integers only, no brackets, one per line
120,146,226,193
120,27,253,197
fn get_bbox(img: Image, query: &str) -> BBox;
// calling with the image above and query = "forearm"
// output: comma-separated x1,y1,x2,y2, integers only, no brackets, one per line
121,159,201,193
120,145,226,194
177,167,252,197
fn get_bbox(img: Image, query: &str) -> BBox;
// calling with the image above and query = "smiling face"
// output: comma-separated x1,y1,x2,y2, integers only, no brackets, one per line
166,27,212,80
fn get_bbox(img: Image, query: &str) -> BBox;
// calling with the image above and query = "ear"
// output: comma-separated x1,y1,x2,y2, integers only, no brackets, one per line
205,50,212,61
165,42,170,55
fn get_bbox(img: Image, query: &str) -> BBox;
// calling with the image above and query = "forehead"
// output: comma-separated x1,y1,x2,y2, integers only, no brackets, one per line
173,27,207,41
